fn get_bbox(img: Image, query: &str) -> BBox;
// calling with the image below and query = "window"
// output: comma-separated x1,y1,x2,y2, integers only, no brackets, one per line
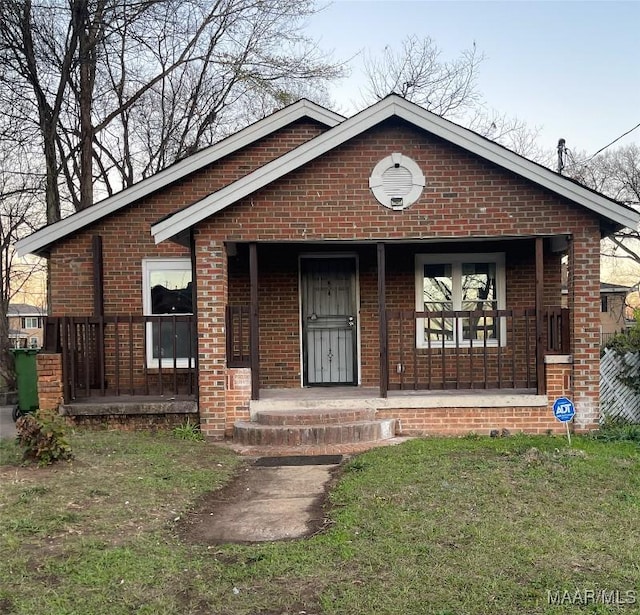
22,317,41,329
601,295,608,313
415,253,506,348
142,259,194,367
29,337,39,348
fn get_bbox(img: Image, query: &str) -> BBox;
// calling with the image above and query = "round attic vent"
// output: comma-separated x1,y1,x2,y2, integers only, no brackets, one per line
369,153,425,210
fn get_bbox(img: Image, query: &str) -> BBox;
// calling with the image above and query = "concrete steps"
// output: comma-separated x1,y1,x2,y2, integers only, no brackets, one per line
233,408,397,448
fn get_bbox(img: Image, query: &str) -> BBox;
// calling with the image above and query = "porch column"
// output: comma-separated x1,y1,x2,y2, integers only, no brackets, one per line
568,226,601,430
377,242,388,398
535,237,545,394
249,242,260,400
195,238,228,439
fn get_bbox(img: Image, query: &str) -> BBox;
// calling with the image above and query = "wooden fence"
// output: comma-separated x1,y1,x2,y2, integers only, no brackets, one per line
600,348,640,423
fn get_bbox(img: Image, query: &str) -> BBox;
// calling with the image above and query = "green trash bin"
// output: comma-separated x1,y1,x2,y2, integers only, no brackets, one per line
12,348,40,413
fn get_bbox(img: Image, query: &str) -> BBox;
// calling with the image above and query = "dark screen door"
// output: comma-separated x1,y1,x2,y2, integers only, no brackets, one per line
301,257,357,385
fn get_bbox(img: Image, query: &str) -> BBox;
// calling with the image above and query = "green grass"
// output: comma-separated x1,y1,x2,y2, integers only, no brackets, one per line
1,431,639,614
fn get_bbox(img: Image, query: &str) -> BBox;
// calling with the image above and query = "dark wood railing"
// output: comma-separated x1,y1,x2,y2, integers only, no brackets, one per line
225,305,251,367
386,307,570,392
546,307,570,354
45,315,196,402
223,304,570,394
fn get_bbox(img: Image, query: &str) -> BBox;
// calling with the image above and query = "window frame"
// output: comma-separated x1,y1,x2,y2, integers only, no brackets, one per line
415,252,506,349
142,258,194,368
22,317,41,329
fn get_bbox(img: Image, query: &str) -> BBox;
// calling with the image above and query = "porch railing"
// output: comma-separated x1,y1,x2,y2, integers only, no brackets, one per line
224,304,570,394
385,307,569,392
225,305,251,367
45,315,197,402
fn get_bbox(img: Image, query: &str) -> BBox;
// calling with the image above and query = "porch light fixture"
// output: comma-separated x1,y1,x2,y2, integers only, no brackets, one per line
369,153,425,210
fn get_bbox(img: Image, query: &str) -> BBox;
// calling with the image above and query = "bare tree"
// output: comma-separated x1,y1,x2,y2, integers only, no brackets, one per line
360,35,550,161
0,0,344,222
566,144,640,270
466,108,546,162
361,35,482,118
0,148,45,390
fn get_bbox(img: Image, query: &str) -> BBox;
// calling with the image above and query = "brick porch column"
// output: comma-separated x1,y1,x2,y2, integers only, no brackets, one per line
568,225,601,431
36,352,64,412
195,238,228,439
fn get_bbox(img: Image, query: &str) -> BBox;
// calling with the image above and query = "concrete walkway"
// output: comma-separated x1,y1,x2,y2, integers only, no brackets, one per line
180,456,342,544
0,406,17,439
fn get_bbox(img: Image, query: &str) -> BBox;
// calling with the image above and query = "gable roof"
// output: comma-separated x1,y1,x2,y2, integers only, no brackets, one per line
151,94,639,244
15,99,343,256
8,304,47,317
600,282,634,294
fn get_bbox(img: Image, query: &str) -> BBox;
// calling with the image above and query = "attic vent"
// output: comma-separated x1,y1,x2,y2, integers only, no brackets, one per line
369,153,425,210
381,165,413,197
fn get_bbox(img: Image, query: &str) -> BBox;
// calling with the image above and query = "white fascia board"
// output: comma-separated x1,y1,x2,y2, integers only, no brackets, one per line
15,100,344,257
152,95,639,243
391,100,640,229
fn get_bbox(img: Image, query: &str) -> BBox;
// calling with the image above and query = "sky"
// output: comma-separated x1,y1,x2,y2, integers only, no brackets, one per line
303,0,640,159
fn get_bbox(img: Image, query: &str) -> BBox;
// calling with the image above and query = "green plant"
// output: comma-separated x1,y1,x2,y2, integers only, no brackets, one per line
172,418,204,441
590,416,640,443
602,312,640,391
15,411,73,466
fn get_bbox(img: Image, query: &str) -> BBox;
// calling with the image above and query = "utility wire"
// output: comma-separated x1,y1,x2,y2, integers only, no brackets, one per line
573,121,640,165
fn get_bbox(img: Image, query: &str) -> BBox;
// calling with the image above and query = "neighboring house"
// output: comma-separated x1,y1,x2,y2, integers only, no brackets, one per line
16,95,640,441
7,304,47,349
561,278,634,345
599,283,634,343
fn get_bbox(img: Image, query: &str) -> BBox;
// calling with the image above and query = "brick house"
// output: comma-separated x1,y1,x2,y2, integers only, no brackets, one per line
16,95,639,443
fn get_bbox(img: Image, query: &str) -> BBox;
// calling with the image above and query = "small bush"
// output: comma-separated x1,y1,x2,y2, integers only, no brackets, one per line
15,411,74,466
172,418,204,441
590,417,640,443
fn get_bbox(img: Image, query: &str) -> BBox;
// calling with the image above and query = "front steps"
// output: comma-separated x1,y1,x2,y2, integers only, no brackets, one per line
232,407,397,454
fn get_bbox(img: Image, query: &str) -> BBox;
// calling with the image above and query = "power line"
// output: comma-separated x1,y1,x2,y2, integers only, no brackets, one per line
575,121,640,165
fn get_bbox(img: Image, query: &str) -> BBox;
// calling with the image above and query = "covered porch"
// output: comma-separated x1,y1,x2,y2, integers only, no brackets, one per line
226,236,570,401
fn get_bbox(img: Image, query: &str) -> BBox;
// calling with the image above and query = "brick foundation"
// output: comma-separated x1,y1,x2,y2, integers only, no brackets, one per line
377,406,563,436
64,413,191,431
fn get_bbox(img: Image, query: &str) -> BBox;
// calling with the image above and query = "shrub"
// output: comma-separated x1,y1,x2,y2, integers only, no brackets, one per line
15,411,74,466
602,313,640,394
590,416,640,443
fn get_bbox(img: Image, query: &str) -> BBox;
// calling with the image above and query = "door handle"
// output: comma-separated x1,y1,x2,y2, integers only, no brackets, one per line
347,316,355,327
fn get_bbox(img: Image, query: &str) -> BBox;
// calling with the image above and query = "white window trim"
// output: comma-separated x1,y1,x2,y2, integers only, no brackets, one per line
142,258,194,368
415,252,506,349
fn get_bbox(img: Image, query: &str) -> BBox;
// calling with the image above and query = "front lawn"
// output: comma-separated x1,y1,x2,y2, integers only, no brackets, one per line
0,430,638,614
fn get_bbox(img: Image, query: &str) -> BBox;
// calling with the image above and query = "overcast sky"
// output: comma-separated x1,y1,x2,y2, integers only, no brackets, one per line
304,0,640,159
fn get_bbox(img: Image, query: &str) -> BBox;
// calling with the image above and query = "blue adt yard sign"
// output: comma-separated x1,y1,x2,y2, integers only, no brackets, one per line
553,397,575,445
553,397,575,423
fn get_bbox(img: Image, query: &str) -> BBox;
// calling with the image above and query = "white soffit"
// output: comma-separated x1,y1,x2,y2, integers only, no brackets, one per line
152,95,639,244
15,99,344,256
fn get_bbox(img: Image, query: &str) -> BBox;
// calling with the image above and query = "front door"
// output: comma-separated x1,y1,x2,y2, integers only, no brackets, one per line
301,256,357,385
